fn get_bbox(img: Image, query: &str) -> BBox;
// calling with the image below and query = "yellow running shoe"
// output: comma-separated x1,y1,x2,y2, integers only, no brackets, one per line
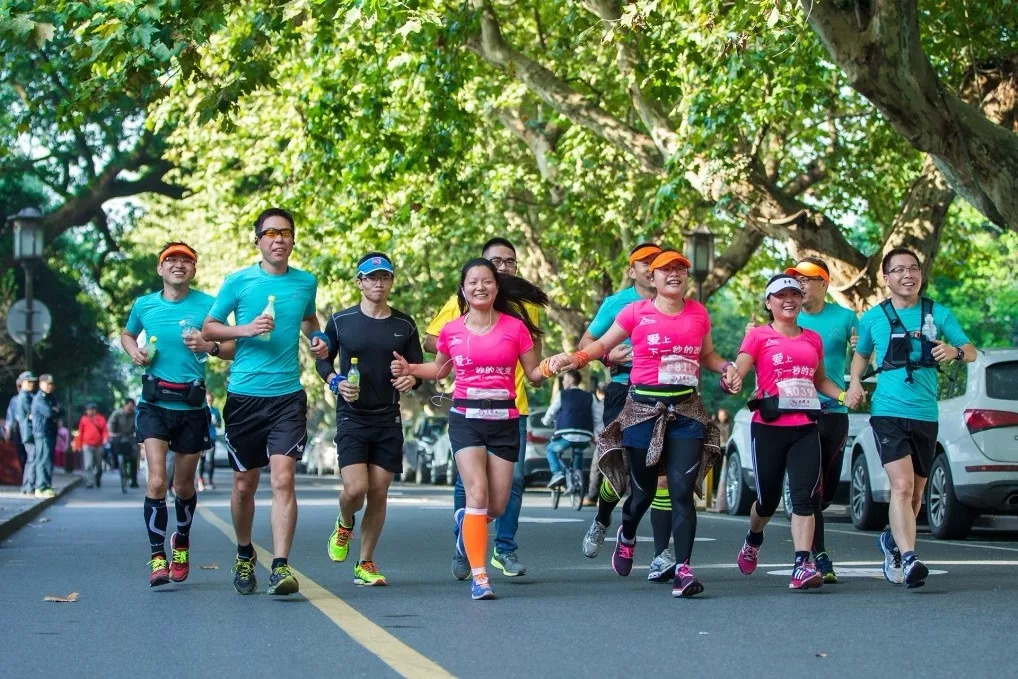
354,560,388,586
328,516,355,562
267,564,299,595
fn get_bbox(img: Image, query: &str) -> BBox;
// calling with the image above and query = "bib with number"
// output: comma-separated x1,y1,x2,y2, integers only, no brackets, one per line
657,354,699,386
464,387,512,420
776,378,821,411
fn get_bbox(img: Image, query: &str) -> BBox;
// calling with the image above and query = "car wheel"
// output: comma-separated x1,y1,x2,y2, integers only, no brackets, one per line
925,455,976,540
850,454,888,531
725,450,754,515
782,473,793,521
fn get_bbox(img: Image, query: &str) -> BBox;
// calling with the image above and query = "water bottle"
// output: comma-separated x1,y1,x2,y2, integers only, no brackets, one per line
148,336,158,362
347,357,360,401
921,313,937,342
180,320,207,363
256,295,276,341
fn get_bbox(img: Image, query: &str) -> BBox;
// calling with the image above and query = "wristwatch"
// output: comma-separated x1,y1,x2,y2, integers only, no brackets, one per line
209,342,221,357
955,346,964,361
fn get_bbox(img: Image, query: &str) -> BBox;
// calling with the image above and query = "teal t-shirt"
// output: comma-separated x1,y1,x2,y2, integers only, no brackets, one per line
126,289,217,411
857,298,969,422
208,263,318,397
798,301,858,413
588,286,642,384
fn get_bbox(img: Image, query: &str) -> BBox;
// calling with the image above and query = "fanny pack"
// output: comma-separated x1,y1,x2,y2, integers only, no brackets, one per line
747,395,820,422
142,374,207,407
452,398,515,410
630,384,694,407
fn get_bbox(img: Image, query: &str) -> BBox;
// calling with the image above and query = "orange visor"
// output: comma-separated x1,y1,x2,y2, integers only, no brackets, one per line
159,245,197,265
650,251,692,271
784,261,829,283
628,245,662,265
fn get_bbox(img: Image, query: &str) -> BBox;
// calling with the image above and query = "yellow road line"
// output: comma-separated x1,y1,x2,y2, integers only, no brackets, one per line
198,506,455,678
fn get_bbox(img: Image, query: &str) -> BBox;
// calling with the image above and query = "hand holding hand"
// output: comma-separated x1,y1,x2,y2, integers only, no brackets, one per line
547,353,575,374
845,383,867,409
721,363,742,394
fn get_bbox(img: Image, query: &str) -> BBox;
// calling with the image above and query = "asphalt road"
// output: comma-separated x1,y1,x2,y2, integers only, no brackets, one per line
3,472,1017,678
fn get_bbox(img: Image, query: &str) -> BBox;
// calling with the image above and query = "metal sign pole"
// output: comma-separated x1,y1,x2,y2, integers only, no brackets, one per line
23,261,34,372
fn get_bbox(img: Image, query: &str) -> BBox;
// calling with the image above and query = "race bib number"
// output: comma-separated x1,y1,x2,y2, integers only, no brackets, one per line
657,354,699,386
776,378,821,411
464,387,512,420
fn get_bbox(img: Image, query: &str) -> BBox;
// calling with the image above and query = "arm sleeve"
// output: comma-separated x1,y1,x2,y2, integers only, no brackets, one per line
404,319,426,390
315,315,340,381
208,276,237,322
937,305,971,347
856,312,875,357
125,301,143,335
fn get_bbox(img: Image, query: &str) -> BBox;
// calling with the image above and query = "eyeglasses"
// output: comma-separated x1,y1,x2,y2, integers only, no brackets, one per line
163,256,195,266
887,265,921,276
795,275,825,285
488,257,518,270
257,228,294,240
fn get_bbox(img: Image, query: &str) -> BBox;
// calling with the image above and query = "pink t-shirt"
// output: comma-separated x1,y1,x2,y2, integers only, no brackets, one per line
615,298,712,387
437,313,535,420
739,325,825,427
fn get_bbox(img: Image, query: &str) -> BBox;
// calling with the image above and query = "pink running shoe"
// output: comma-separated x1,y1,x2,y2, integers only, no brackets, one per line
672,562,704,598
789,561,823,590
611,526,635,576
737,541,760,575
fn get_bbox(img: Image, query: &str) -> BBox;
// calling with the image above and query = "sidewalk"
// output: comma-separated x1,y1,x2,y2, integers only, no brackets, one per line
0,473,83,543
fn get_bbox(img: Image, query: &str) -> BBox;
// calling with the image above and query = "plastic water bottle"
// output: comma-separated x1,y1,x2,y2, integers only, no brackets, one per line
148,336,158,362
347,357,360,401
922,313,937,342
256,295,276,341
180,320,208,363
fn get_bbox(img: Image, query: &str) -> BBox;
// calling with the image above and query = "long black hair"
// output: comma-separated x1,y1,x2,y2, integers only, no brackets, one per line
457,257,547,339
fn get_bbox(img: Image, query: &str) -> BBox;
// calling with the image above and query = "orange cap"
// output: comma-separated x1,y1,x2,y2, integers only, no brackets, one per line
159,245,197,265
628,245,662,265
650,250,692,271
784,261,829,283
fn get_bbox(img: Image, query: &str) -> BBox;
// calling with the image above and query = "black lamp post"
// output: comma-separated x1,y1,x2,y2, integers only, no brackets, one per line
9,207,45,372
686,224,715,302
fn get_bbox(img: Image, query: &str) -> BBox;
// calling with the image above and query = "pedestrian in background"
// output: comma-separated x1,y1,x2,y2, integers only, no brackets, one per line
5,375,29,471
15,372,38,495
31,374,61,498
78,402,109,488
55,418,71,472
108,399,139,488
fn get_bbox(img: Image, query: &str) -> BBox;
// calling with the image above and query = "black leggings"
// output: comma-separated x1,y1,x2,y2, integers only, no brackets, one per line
621,437,703,564
751,422,820,518
813,414,848,552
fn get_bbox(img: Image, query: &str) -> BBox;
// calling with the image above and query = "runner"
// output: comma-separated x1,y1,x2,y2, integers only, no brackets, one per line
577,243,677,582
391,257,549,600
122,241,236,587
549,249,737,598
423,237,539,581
317,252,424,586
731,274,852,591
784,257,858,583
846,247,974,588
203,208,329,596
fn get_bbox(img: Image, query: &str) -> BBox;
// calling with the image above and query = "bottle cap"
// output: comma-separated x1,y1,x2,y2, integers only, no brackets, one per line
268,295,276,301
351,357,359,364
150,336,158,342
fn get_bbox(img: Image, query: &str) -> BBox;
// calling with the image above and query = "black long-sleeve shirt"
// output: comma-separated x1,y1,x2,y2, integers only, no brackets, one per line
316,305,424,421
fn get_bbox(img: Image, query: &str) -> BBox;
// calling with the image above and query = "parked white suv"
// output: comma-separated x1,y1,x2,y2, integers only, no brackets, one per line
849,349,1018,539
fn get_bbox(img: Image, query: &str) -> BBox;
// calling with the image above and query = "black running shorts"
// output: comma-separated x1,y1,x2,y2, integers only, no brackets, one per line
224,390,308,471
448,411,520,463
870,416,938,478
135,403,210,454
603,382,628,426
336,413,404,474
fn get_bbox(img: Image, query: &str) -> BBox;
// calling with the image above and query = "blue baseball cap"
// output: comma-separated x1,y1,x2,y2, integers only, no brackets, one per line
357,255,394,278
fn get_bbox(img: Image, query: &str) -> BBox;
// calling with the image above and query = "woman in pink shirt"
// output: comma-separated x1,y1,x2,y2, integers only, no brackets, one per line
732,274,848,590
550,250,740,598
391,258,549,600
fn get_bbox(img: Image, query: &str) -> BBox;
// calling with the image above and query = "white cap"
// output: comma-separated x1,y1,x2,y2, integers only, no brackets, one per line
764,276,803,298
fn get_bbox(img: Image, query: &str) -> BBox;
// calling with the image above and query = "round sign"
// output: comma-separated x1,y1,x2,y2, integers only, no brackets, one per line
5,298,52,346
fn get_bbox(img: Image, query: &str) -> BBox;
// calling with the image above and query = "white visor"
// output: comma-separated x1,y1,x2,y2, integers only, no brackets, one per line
765,276,803,298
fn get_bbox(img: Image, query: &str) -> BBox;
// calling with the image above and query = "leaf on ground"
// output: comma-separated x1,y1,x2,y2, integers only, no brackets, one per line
39,517,51,523
199,563,219,570
44,592,79,603
816,652,828,658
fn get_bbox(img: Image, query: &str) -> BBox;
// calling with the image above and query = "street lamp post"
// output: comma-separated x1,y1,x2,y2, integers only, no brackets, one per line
9,207,45,372
686,224,715,303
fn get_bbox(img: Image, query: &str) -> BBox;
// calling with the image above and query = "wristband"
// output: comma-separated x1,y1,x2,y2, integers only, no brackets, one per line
311,330,332,351
721,360,735,374
837,391,846,405
539,359,555,378
328,374,346,394
571,350,592,369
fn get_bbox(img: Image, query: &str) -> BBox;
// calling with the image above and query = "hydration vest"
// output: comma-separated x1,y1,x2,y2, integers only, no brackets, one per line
863,297,943,384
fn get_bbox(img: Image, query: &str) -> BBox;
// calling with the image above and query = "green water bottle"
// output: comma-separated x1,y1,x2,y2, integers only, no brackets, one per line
347,357,360,401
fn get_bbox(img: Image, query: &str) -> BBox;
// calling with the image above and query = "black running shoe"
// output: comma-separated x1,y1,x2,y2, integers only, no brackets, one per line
233,555,257,595
904,558,929,589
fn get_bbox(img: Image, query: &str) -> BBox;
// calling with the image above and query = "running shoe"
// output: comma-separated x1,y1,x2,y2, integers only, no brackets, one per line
903,558,929,589
877,530,904,584
148,554,170,587
491,550,527,577
267,564,299,595
34,487,57,499
451,552,470,581
737,541,760,575
672,562,704,598
471,574,496,600
328,515,355,563
582,519,608,558
789,561,823,590
647,549,678,583
169,533,190,583
232,555,257,595
354,561,388,586
611,526,635,576
454,508,466,557
814,551,837,584
546,471,566,488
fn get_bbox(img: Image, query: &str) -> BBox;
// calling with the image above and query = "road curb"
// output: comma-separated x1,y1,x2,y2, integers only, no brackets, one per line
0,476,84,543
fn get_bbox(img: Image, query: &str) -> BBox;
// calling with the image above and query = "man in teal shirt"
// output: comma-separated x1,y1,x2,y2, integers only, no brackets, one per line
123,241,236,588
203,207,329,597
848,247,975,588
785,256,858,583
